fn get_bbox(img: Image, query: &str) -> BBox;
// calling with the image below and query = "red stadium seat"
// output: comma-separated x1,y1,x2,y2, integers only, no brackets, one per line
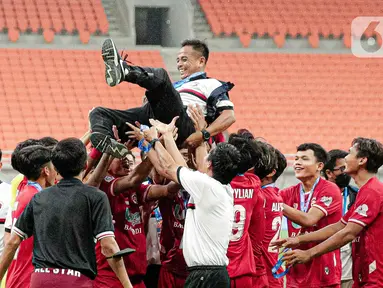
0,48,165,151
199,0,383,48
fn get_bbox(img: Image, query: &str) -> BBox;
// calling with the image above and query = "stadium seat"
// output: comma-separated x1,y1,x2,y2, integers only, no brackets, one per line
0,0,109,39
199,0,383,47
206,52,383,153
0,48,165,151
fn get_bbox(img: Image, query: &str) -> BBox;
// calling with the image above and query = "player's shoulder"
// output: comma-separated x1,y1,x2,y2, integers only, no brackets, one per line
360,177,383,194
280,183,300,195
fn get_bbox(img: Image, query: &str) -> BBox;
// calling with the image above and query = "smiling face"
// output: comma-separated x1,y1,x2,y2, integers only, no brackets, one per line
176,45,206,79
344,144,364,176
294,149,323,181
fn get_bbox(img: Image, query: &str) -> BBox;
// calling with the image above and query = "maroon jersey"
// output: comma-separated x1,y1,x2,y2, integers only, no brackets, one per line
158,190,188,277
7,183,41,288
261,185,284,288
341,177,383,287
227,173,264,278
94,176,149,288
253,189,266,277
280,178,342,287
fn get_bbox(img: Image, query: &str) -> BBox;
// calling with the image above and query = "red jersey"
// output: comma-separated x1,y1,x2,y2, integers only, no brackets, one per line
227,173,264,278
7,182,41,288
261,185,284,288
94,176,149,288
341,177,383,287
280,178,342,288
158,189,188,277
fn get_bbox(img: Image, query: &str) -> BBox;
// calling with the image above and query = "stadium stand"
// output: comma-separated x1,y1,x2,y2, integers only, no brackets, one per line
0,48,165,151
0,0,108,38
199,0,383,47
206,52,383,153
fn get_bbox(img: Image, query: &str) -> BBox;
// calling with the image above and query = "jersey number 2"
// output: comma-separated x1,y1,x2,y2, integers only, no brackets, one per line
268,216,282,253
230,205,246,242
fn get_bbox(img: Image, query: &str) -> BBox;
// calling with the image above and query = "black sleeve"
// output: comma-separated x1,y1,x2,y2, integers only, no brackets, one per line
92,190,115,241
14,201,34,240
206,82,234,123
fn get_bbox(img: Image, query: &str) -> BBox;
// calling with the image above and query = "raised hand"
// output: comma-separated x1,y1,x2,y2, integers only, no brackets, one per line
271,237,300,250
188,104,207,131
283,249,312,266
125,121,144,141
149,116,179,135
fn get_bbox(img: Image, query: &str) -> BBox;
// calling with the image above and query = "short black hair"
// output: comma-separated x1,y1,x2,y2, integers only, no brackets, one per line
322,149,348,179
352,137,383,173
39,136,58,148
272,149,287,182
237,128,254,141
207,143,241,184
252,141,277,179
51,138,87,178
181,39,209,63
11,139,40,173
297,143,329,164
228,133,256,174
17,145,51,180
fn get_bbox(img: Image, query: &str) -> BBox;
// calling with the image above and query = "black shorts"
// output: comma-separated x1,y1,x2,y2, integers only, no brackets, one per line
184,265,230,288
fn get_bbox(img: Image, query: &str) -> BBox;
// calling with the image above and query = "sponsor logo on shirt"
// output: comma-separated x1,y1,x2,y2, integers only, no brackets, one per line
311,197,316,205
174,204,185,221
104,176,114,183
320,196,333,207
355,204,368,217
324,267,330,275
125,208,141,226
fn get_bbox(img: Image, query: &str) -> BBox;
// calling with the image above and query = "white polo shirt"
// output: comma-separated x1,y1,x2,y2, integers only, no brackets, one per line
177,167,234,267
0,181,11,255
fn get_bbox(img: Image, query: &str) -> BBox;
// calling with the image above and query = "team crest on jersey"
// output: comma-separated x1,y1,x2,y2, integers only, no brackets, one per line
174,204,185,221
324,267,329,275
320,196,332,207
131,193,138,205
125,208,141,226
355,204,368,217
311,197,316,205
104,176,114,183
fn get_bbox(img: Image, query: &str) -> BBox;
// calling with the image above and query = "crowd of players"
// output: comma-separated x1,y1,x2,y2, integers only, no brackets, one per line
0,38,382,288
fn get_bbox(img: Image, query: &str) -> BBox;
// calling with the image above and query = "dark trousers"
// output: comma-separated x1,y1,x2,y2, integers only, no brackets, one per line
143,264,161,288
185,266,230,288
89,67,195,147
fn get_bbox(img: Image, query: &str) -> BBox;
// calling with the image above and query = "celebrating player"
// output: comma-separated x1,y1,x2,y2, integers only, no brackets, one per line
89,38,235,158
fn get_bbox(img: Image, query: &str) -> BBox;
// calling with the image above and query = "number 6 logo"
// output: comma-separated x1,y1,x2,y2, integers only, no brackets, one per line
351,17,383,58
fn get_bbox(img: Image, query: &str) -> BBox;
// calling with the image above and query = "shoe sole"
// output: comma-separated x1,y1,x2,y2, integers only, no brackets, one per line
101,39,122,87
90,132,129,159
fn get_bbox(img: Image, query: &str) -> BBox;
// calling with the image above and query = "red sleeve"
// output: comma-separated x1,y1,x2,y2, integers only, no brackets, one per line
249,190,265,261
13,188,38,219
346,187,381,227
136,183,152,205
99,176,116,198
311,182,341,216
341,206,353,225
279,187,290,204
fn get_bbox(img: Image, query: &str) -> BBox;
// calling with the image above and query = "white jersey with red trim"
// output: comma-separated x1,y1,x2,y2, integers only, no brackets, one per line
175,72,234,123
0,181,11,255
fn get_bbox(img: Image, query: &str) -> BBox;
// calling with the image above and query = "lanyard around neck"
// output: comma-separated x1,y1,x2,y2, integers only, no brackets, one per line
343,187,348,216
262,183,276,189
27,180,43,192
299,177,320,213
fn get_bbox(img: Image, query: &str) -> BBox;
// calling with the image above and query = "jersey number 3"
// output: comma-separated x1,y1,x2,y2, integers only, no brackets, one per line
268,216,282,253
230,205,246,242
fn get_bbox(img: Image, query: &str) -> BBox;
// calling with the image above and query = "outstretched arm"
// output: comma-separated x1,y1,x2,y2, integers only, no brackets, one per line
283,204,325,227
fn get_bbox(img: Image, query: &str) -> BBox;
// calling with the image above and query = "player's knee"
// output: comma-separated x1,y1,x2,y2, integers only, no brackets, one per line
89,106,104,118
